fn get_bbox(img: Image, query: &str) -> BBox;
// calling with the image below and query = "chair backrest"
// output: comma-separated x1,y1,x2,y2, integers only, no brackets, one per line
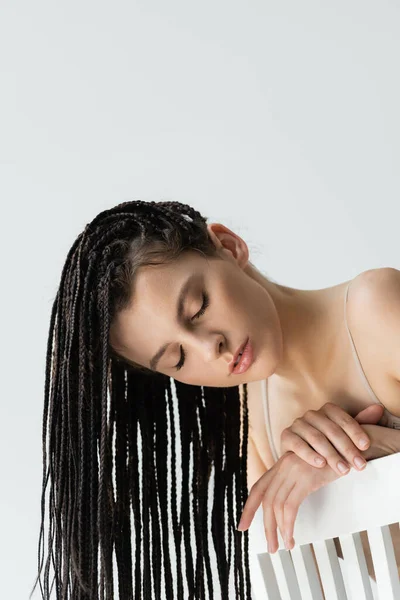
248,451,400,600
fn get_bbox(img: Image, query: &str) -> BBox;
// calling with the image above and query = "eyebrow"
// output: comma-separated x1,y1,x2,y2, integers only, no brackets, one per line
149,273,200,371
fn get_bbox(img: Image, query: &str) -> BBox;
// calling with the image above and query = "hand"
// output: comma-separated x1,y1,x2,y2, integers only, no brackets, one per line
237,451,341,552
279,403,385,476
237,421,400,554
356,422,400,461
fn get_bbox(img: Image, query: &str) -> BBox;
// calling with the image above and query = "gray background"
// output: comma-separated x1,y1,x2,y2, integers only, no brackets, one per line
1,1,400,598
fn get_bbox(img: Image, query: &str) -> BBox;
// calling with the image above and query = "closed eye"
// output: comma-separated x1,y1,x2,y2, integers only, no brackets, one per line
174,291,210,371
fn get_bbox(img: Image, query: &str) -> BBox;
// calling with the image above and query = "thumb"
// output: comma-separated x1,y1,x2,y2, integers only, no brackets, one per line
354,404,386,425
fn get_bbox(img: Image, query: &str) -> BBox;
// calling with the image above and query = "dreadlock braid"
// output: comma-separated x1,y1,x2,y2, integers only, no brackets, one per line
31,199,253,599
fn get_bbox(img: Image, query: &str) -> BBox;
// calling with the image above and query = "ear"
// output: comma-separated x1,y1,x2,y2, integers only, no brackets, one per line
206,222,249,268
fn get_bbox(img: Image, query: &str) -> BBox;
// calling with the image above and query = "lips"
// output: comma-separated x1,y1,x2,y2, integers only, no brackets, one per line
229,338,249,374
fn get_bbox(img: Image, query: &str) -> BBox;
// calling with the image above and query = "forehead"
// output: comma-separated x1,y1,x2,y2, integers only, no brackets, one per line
109,251,214,350
132,250,209,303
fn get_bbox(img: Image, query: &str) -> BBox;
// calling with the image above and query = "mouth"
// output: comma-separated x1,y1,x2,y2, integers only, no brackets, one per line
229,337,253,375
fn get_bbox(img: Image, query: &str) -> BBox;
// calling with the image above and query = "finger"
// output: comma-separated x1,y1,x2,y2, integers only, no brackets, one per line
270,480,297,551
281,484,306,550
261,469,290,553
281,426,327,468
304,407,368,473
287,418,353,476
237,471,273,531
261,495,278,553
321,403,371,450
377,411,389,427
354,404,385,425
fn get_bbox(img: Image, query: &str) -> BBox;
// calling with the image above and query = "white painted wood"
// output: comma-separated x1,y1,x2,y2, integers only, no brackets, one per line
249,507,282,599
290,544,324,600
338,533,374,600
269,549,301,600
367,524,400,600
312,539,348,600
289,453,400,548
248,501,270,555
248,453,400,599
251,552,282,600
337,556,355,600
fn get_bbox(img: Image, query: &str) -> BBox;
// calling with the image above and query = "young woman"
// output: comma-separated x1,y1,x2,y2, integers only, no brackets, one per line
32,199,400,599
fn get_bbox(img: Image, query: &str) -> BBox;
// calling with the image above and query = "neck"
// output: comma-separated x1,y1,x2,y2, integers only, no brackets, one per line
246,263,347,393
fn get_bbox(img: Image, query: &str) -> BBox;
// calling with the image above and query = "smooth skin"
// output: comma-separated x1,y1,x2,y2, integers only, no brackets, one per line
238,420,400,551
279,402,383,475
109,222,400,550
110,222,400,393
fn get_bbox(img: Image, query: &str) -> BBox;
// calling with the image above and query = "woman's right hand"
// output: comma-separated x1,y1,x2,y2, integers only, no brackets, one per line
279,402,385,476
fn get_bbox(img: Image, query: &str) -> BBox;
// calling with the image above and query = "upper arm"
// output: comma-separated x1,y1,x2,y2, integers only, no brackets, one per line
246,434,269,492
349,267,400,383
239,380,275,474
238,383,269,492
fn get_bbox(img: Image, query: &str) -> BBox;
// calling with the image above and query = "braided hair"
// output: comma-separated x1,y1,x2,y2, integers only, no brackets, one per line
30,200,252,599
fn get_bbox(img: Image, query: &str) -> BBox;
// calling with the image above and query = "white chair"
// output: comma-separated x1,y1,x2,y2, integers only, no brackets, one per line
248,451,400,600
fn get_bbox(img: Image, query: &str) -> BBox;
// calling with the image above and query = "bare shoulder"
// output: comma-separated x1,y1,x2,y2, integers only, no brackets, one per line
346,267,400,417
348,267,400,306
239,380,275,470
347,267,400,382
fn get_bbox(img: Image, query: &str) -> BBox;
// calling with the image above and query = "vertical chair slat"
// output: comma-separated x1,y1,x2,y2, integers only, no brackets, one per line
338,532,374,600
269,549,302,600
290,544,324,600
249,506,283,599
312,539,348,600
248,454,400,599
367,524,400,600
252,552,283,600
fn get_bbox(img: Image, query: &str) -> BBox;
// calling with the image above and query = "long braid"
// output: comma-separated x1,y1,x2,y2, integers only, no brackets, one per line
239,385,251,594
152,375,174,595
208,386,229,596
86,258,100,598
197,388,215,600
166,381,185,598
31,199,253,599
176,383,196,596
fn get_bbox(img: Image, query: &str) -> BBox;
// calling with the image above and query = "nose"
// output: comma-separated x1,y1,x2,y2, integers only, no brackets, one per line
216,335,234,365
187,331,232,365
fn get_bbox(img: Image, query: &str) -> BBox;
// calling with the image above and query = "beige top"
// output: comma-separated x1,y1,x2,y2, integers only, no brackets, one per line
262,278,400,463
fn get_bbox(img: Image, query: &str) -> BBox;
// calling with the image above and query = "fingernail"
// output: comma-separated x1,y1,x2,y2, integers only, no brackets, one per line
354,456,366,469
338,461,350,474
358,437,369,448
237,519,245,531
315,457,325,466
284,537,293,550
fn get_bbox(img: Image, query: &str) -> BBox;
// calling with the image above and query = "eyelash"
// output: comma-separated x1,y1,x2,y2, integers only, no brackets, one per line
175,291,210,371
